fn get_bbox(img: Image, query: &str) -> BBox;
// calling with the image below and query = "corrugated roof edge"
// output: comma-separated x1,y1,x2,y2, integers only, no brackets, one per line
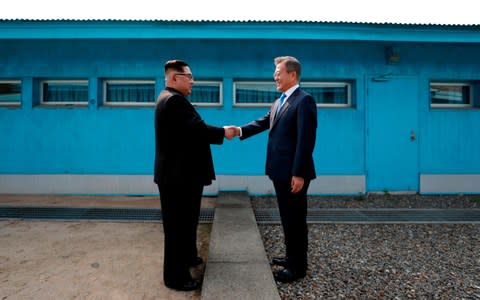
1,18,479,27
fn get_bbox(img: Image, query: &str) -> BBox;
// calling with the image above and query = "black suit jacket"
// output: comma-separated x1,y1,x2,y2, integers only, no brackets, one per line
154,87,224,186
240,88,317,182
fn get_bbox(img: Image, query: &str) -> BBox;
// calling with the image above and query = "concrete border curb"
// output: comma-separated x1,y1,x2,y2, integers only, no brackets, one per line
201,192,280,300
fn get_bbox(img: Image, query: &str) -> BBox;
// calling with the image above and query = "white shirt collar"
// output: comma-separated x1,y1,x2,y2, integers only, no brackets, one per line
283,84,299,99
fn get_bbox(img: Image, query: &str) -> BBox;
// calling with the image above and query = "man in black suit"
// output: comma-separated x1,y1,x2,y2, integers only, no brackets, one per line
154,60,235,291
230,56,317,283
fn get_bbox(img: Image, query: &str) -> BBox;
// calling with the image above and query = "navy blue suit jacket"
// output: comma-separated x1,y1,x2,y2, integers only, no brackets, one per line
240,88,317,182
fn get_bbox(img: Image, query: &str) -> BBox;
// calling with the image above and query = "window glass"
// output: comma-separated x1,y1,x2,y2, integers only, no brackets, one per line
0,81,21,105
234,82,278,106
41,80,88,104
302,82,351,106
234,81,352,107
105,80,155,104
430,83,471,106
190,81,222,106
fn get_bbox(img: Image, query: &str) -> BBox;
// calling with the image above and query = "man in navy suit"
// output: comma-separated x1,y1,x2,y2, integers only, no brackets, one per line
230,56,317,282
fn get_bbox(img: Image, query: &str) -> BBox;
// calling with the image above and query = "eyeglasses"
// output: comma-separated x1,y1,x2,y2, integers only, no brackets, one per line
174,73,194,80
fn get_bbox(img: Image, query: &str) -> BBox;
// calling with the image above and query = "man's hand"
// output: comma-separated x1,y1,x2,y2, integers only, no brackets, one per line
223,126,240,140
291,176,304,193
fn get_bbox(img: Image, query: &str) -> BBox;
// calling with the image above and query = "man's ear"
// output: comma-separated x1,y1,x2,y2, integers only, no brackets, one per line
290,71,297,81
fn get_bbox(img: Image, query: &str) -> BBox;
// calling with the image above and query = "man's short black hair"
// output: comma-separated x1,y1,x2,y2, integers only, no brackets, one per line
164,59,189,73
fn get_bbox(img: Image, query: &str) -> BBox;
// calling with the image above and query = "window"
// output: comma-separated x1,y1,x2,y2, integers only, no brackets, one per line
234,81,352,107
0,80,21,106
41,80,88,105
104,80,155,105
190,81,222,106
430,82,472,107
302,82,351,107
234,81,278,106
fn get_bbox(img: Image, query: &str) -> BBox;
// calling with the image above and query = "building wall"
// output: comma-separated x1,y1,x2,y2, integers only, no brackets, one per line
1,38,480,194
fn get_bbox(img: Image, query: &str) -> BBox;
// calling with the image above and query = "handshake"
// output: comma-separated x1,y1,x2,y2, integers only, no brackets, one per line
223,126,241,140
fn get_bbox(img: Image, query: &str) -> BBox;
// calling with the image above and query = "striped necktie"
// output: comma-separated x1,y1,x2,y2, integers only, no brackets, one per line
276,93,287,116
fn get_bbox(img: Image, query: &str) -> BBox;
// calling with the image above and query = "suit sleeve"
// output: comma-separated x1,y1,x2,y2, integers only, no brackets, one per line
205,124,225,145
293,95,317,177
239,111,271,140
169,95,224,145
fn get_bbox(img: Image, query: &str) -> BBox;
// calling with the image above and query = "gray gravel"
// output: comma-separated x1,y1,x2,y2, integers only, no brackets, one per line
254,195,480,299
253,194,480,209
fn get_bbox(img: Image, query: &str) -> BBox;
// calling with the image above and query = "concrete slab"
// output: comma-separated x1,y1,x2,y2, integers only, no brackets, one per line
0,220,211,300
0,194,216,208
207,207,267,263
201,262,279,299
201,192,280,300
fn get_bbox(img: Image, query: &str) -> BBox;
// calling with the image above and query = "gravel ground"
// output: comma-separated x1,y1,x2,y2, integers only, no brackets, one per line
254,195,480,299
252,194,480,209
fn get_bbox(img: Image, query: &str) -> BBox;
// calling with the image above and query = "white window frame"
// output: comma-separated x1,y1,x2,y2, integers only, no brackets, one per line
189,80,223,107
302,81,352,108
233,81,353,108
430,82,473,108
103,79,156,106
0,80,21,106
233,81,278,107
40,80,89,106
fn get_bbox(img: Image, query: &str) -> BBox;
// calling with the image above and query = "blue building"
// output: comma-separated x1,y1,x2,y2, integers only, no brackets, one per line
1,20,479,195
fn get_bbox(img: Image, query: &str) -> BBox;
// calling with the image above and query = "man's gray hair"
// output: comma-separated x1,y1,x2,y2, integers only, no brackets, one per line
274,56,301,80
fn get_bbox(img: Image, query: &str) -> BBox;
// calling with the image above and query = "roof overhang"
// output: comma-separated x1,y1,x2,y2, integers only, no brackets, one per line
1,20,480,43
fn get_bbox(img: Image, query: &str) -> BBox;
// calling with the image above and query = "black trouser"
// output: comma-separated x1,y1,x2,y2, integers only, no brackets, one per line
273,179,310,272
157,182,203,285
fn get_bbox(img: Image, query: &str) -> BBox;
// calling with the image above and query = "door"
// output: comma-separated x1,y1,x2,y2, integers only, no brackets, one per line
366,75,419,192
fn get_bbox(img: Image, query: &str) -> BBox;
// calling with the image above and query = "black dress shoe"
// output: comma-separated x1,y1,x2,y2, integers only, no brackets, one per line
165,279,200,291
271,257,289,268
274,268,306,283
189,256,204,267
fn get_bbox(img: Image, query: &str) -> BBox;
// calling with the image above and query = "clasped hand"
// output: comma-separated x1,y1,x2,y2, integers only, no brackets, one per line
223,126,241,140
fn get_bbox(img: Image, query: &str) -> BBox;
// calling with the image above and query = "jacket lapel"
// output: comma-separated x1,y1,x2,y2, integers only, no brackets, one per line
270,100,280,126
271,88,300,128
271,101,290,129
277,100,289,117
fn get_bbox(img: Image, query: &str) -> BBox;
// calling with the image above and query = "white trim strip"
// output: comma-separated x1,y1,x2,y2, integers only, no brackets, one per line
0,175,365,196
420,174,480,194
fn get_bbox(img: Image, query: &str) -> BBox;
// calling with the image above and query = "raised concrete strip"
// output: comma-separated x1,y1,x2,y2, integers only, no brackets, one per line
201,192,280,300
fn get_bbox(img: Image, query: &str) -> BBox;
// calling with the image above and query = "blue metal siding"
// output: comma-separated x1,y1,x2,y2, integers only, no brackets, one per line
1,29,480,192
421,110,480,173
0,107,155,174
